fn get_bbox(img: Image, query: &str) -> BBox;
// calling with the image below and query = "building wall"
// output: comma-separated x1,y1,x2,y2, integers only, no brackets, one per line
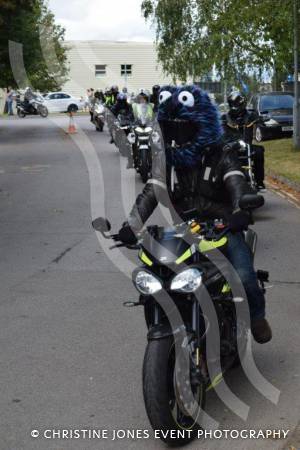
62,40,173,97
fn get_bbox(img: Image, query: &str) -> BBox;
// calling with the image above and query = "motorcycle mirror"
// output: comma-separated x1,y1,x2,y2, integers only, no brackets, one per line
239,194,264,210
92,217,111,233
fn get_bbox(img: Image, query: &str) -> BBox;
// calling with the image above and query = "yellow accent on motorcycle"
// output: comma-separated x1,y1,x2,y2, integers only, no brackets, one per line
222,283,231,294
199,237,228,253
175,248,192,265
190,222,201,234
139,251,153,267
206,373,223,392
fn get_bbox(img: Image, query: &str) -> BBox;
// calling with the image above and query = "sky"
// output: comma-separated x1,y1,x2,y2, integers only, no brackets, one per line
48,0,155,42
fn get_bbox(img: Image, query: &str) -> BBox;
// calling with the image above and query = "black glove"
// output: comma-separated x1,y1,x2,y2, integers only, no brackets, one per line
228,210,250,232
116,224,137,245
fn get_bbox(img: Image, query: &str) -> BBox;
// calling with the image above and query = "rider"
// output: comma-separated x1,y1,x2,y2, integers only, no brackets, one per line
132,90,154,122
110,92,134,144
104,87,115,108
150,84,160,113
116,84,272,344
111,92,133,119
222,91,265,190
128,91,155,168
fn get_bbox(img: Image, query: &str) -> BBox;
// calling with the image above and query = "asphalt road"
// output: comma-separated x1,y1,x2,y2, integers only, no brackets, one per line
0,115,299,450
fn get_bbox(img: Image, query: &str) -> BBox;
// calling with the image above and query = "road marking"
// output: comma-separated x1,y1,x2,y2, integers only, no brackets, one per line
21,164,50,173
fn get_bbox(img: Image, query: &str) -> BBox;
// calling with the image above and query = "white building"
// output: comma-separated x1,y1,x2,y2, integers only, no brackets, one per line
62,40,174,97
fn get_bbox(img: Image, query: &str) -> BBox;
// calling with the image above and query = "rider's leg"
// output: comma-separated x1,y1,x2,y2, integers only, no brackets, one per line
225,232,271,343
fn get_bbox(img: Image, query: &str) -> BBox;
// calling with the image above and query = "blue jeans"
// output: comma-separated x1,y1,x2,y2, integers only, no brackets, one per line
225,232,265,320
7,100,14,115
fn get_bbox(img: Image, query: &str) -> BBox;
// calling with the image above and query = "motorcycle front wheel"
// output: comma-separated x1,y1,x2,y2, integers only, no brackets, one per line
17,109,26,118
140,147,151,183
38,105,48,118
143,336,205,447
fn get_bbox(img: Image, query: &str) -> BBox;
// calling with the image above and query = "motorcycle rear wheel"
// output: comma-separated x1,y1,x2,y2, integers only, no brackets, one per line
143,336,205,447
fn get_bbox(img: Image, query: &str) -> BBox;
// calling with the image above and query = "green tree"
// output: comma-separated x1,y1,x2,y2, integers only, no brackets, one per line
142,0,294,87
0,0,69,91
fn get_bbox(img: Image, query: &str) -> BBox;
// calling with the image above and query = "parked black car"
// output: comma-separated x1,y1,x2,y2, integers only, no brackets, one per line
248,91,294,142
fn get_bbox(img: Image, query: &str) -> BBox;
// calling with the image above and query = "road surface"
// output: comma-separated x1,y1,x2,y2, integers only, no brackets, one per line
0,115,299,450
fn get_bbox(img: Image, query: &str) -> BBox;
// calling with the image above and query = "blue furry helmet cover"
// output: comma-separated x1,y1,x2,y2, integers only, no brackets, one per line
157,85,223,168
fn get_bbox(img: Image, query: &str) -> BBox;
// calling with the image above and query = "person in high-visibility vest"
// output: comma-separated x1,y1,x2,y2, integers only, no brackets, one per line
132,91,154,122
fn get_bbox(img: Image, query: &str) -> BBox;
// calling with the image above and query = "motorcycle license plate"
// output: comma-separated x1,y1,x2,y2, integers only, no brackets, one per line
139,145,149,149
282,126,293,131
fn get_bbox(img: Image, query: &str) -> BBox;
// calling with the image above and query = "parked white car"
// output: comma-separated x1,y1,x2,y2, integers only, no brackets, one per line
43,92,84,113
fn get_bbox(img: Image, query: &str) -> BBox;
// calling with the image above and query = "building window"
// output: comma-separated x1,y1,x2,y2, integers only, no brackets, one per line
95,65,106,77
121,64,132,76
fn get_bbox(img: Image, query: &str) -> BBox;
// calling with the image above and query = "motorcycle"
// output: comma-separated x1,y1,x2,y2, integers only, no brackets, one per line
127,104,158,183
92,194,267,446
237,140,257,190
17,95,48,118
93,102,105,132
112,113,133,157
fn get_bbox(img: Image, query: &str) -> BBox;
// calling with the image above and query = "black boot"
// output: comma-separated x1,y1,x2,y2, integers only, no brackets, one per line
251,318,272,343
257,181,266,190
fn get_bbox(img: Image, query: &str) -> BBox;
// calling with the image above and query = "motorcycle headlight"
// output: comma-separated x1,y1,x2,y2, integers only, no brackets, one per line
144,127,153,133
127,132,136,144
239,140,247,148
134,271,162,295
135,127,144,133
170,268,202,293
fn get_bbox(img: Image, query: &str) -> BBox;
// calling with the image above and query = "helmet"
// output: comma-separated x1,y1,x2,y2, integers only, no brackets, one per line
117,92,127,101
227,91,247,117
137,92,149,103
152,84,160,93
111,85,119,93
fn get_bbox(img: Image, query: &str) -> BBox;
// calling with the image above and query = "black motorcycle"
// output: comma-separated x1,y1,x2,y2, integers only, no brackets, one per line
17,95,48,118
92,194,267,446
127,104,158,183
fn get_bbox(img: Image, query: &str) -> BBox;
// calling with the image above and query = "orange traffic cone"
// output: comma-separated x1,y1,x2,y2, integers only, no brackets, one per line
67,112,77,134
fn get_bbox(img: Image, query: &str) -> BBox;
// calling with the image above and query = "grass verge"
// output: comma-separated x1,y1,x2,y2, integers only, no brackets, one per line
263,138,300,185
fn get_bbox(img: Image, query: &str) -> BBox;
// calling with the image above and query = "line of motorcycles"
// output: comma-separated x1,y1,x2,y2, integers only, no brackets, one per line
92,104,264,192
92,103,158,183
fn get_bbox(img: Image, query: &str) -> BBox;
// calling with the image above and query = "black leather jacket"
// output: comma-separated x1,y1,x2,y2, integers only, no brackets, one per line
222,110,259,145
127,144,250,231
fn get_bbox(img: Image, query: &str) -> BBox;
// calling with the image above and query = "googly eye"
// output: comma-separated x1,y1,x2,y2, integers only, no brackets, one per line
159,91,172,104
178,91,195,107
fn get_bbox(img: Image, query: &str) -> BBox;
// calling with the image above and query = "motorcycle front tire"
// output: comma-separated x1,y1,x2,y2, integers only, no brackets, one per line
143,336,205,447
38,106,49,118
17,109,26,118
140,148,151,183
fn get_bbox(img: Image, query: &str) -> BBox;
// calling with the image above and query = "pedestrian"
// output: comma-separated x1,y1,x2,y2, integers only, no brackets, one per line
3,88,8,114
89,88,95,122
6,87,14,116
84,89,91,112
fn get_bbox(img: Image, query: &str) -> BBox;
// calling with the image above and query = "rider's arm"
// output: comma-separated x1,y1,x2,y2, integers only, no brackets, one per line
221,148,250,210
127,150,166,230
